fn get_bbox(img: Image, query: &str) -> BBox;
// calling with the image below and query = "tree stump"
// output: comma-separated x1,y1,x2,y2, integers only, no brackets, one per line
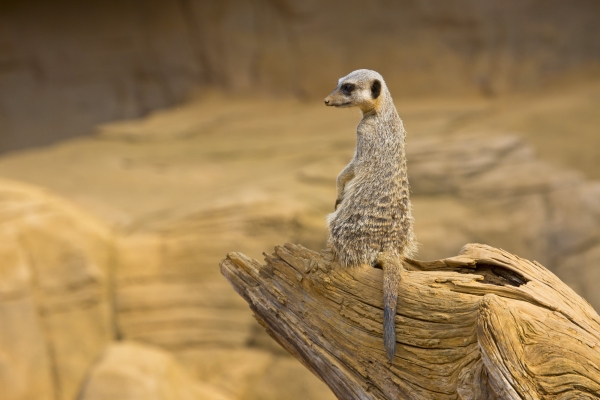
220,243,600,400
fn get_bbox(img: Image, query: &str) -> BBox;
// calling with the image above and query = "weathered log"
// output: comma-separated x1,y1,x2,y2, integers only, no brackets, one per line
220,243,600,400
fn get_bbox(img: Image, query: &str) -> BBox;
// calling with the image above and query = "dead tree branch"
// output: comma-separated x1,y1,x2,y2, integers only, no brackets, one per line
220,243,600,399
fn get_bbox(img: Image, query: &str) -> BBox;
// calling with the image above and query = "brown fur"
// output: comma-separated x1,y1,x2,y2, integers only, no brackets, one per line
324,69,416,362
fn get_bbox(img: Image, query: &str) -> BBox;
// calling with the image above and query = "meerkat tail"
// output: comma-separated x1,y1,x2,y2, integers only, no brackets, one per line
378,253,403,363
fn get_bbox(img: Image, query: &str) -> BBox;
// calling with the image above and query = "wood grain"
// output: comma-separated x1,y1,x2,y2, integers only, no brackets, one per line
221,243,600,400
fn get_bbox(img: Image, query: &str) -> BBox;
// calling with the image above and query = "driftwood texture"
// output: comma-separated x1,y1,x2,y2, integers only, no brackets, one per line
220,243,600,400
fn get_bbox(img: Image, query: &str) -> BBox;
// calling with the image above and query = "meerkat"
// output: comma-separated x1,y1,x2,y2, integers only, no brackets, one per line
324,69,417,362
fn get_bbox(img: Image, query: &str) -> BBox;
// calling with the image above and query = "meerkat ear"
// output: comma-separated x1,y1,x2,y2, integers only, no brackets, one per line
371,79,381,99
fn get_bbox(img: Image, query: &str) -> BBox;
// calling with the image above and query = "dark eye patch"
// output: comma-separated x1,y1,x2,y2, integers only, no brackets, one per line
340,83,355,95
371,79,381,99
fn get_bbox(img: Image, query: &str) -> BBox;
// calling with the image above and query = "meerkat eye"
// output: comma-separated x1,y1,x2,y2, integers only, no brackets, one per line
341,83,355,95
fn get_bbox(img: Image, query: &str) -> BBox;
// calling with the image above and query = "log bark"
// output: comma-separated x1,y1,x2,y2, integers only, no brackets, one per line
220,243,600,400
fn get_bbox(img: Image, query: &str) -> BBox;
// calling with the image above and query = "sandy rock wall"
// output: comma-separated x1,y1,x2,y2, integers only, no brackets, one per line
79,342,231,400
0,0,201,152
2,0,600,152
0,176,336,400
0,179,114,400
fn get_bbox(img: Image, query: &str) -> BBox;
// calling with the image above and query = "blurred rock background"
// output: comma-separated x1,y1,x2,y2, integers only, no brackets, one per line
0,1,600,399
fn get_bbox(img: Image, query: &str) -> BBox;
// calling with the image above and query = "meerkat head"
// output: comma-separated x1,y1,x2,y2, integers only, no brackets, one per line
324,69,387,114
